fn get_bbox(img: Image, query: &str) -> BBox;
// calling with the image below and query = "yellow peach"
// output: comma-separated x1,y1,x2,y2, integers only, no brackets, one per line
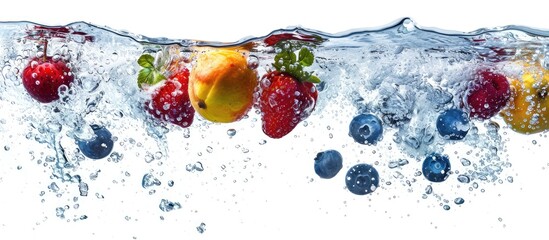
189,48,258,123
501,61,549,134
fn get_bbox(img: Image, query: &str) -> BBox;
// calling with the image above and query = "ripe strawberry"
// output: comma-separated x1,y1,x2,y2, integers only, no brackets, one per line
21,41,74,103
138,52,194,128
145,69,194,128
259,46,320,139
465,69,510,120
260,71,318,138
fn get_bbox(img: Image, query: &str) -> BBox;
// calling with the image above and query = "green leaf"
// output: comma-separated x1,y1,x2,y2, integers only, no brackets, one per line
273,50,297,72
306,75,321,84
271,44,322,84
137,68,153,88
137,54,166,89
137,54,155,68
298,48,314,67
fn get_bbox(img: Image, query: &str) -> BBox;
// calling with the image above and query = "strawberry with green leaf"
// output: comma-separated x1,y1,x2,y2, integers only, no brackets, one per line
259,45,320,139
137,51,194,128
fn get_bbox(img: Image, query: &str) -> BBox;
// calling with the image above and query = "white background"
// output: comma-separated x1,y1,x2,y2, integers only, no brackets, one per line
2,0,549,41
1,1,549,240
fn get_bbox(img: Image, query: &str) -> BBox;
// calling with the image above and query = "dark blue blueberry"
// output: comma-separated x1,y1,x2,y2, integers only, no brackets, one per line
345,163,379,195
314,150,343,179
349,113,383,145
77,125,114,160
422,153,451,182
436,109,470,140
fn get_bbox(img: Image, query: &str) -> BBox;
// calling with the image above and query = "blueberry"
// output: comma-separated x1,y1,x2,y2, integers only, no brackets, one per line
345,163,379,195
422,153,451,182
314,150,343,179
436,109,470,140
77,125,114,160
349,113,383,145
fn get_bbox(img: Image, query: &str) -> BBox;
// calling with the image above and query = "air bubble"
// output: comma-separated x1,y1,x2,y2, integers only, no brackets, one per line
457,175,470,183
247,55,259,69
398,18,417,33
425,185,433,194
186,162,204,172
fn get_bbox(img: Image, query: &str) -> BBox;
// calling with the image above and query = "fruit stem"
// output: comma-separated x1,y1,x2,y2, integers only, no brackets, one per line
42,39,48,62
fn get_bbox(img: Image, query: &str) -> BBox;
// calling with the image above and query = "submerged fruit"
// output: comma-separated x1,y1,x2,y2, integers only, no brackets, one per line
145,69,195,128
349,113,383,145
189,49,258,123
22,56,74,103
436,108,470,140
259,46,320,138
314,150,343,179
465,69,510,120
77,125,114,160
422,153,451,182
260,71,318,138
501,61,549,134
137,52,195,128
345,163,379,195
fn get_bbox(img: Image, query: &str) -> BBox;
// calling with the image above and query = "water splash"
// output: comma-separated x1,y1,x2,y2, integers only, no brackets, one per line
0,18,547,237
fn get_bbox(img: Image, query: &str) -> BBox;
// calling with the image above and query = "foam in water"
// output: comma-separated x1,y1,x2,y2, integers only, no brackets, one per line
1,18,548,238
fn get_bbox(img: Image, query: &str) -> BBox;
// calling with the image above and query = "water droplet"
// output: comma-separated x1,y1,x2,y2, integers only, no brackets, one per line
473,182,479,189
197,222,207,234
78,182,88,197
142,173,161,188
48,182,60,192
388,161,399,169
109,152,123,163
227,129,237,137
506,176,514,183
168,180,174,187
454,197,465,205
460,158,471,166
90,170,100,180
443,205,450,210
206,146,213,153
144,153,154,163
159,199,181,212
186,162,204,172
55,207,65,219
